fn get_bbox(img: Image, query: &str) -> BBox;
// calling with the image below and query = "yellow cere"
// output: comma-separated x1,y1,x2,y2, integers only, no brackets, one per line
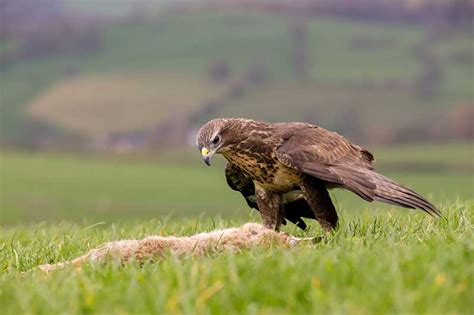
201,147,209,155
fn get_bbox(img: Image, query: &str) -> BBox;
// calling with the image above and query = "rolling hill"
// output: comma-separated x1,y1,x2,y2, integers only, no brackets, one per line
1,9,472,144
27,73,229,137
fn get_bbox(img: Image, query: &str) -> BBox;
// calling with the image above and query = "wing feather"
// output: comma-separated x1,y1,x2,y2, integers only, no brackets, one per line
275,125,440,216
276,126,376,201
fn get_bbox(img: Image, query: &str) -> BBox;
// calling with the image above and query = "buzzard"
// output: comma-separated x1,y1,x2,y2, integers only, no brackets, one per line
196,118,440,231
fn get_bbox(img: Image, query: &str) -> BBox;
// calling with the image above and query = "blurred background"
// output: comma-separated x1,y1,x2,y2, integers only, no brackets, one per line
0,0,472,224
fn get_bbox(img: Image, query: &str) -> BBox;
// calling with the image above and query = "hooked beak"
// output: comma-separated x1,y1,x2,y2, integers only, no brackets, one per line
201,147,213,166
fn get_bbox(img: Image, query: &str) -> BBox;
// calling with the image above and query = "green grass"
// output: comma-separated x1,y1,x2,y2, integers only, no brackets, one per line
0,148,473,313
373,142,474,166
0,207,472,314
0,150,241,224
1,148,472,225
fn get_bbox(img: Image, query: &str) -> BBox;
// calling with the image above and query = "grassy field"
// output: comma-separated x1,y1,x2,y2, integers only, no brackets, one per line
2,10,472,141
0,206,472,314
27,73,229,136
1,145,472,224
0,146,473,313
374,142,474,167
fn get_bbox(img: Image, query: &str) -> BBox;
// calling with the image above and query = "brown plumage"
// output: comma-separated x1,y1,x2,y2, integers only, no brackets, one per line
196,118,441,231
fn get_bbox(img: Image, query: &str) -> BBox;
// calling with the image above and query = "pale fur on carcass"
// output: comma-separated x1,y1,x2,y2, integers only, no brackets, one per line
37,223,316,273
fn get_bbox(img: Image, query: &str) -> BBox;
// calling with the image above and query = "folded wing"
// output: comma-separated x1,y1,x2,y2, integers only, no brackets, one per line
275,126,440,216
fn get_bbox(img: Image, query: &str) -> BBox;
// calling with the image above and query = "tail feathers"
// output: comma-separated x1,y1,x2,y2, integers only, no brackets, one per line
302,164,376,202
338,168,376,202
301,163,440,217
371,172,441,217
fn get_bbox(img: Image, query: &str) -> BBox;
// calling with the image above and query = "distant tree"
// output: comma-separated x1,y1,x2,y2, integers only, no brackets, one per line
449,104,474,140
362,125,395,145
449,50,474,65
0,0,102,64
288,17,310,80
246,62,268,86
20,21,101,59
208,60,231,82
0,0,62,37
337,108,363,143
228,78,246,100
446,0,474,29
393,123,433,143
416,51,443,99
149,113,191,148
414,20,444,100
19,118,88,150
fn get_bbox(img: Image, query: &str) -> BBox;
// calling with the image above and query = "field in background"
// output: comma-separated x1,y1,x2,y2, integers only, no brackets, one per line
27,73,228,136
1,11,472,142
1,143,472,225
210,82,445,142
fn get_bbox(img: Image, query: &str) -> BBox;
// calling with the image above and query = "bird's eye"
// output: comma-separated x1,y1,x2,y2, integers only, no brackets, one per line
212,135,220,145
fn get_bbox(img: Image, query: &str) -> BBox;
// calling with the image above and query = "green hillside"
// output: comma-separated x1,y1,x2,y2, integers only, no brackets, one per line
208,82,446,142
1,10,472,142
27,73,229,136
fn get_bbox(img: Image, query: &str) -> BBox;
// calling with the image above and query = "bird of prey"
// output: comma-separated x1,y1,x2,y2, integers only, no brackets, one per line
196,118,440,231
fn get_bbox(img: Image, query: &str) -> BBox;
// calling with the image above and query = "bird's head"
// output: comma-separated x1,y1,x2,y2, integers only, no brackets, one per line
196,118,251,166
196,118,231,166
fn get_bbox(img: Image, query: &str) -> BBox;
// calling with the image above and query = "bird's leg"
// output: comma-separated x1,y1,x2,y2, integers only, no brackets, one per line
276,202,285,230
254,184,284,231
300,176,338,232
